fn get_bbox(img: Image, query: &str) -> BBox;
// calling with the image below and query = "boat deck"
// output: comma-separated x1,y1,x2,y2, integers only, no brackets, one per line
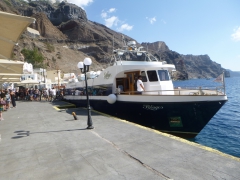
0,101,239,180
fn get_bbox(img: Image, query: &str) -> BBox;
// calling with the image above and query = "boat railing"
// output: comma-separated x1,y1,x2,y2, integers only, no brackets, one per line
117,86,225,96
65,86,225,96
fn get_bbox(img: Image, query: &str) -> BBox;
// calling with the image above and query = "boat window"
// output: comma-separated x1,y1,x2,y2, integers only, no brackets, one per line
158,70,170,81
140,71,147,82
147,70,158,82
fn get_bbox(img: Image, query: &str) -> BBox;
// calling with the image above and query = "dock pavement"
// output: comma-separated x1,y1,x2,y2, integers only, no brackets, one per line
0,100,239,180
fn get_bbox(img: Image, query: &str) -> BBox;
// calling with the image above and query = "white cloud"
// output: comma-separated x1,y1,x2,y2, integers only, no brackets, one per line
146,17,156,24
101,8,116,18
105,16,119,28
66,0,93,7
118,24,133,32
101,12,107,18
100,8,133,32
231,27,240,41
108,8,116,13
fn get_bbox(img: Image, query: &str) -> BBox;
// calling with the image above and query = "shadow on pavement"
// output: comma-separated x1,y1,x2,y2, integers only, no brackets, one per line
11,128,88,139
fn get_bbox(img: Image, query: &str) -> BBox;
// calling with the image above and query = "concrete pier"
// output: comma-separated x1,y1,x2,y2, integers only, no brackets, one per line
0,101,239,180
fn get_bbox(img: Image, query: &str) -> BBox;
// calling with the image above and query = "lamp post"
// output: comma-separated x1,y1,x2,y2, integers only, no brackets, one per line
57,69,60,91
77,57,94,129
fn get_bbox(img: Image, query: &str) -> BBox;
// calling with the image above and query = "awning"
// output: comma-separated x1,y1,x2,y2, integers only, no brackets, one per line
0,59,24,82
0,74,22,83
17,79,40,84
16,79,40,87
0,11,35,59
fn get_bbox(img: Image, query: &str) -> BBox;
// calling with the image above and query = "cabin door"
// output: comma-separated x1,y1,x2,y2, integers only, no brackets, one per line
125,71,140,94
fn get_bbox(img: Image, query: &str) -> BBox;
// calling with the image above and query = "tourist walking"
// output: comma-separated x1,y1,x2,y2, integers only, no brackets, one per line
50,87,56,101
5,90,11,110
28,88,34,101
43,88,49,101
25,88,29,101
0,89,6,99
0,89,6,120
10,90,16,108
0,89,6,111
15,89,20,100
39,89,42,101
33,88,39,101
0,103,3,120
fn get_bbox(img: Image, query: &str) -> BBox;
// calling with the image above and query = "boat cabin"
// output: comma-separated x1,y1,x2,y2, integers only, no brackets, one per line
65,40,175,96
115,69,174,95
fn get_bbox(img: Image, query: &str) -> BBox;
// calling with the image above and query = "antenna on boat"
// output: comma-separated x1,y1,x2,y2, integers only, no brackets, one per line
145,43,148,61
122,34,126,47
112,35,114,52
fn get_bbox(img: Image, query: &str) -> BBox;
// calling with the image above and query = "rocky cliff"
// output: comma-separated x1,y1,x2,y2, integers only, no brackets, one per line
141,41,170,52
1,0,226,79
30,13,67,39
16,1,87,26
181,54,224,79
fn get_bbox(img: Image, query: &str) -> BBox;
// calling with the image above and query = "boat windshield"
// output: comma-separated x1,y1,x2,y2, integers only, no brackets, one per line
144,70,171,82
158,70,171,81
147,70,158,82
141,71,147,82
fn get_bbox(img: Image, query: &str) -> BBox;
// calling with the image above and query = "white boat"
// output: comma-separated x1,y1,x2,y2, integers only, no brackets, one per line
64,40,227,138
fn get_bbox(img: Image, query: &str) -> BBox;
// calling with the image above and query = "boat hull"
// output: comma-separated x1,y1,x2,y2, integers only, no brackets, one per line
65,97,227,138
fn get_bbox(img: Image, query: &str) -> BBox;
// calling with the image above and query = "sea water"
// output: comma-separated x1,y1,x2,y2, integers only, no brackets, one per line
173,77,240,158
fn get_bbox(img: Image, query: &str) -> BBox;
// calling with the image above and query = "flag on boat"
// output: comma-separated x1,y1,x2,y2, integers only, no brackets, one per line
214,73,224,83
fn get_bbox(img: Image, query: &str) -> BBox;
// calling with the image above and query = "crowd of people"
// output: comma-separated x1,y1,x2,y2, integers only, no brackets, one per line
0,87,64,121
16,87,58,101
0,89,16,121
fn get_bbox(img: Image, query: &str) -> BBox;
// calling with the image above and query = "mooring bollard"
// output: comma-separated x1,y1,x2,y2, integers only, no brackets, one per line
72,112,78,120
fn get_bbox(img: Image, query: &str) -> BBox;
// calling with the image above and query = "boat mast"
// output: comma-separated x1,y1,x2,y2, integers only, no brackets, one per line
223,71,226,95
112,35,114,52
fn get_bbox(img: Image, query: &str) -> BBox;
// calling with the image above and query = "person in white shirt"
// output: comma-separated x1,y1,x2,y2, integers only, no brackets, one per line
50,87,56,101
43,88,49,101
137,75,145,94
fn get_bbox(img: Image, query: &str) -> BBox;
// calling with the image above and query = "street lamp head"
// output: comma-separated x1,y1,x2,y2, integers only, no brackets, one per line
83,57,92,66
77,62,84,69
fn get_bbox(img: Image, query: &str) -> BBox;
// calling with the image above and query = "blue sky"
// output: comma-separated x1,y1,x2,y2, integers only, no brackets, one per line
68,0,240,71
